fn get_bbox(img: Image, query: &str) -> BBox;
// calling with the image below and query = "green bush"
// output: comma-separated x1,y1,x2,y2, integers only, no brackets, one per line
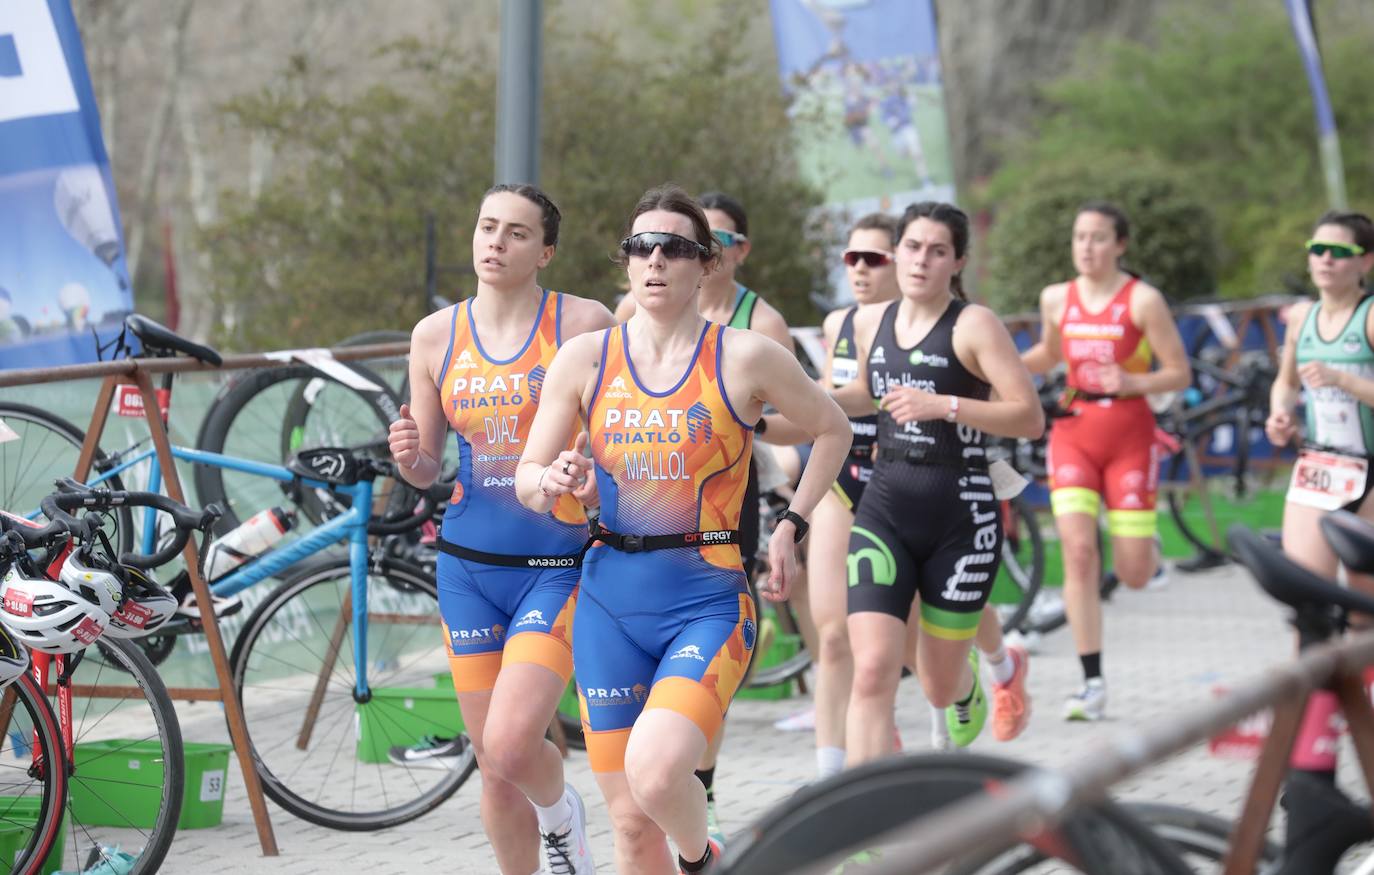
979,0,1374,304
980,158,1218,313
201,3,831,352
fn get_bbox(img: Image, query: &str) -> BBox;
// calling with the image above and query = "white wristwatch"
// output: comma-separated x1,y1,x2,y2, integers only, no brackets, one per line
945,395,959,422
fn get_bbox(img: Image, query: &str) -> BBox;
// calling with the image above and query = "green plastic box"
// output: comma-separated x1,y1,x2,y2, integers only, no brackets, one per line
735,632,801,701
356,686,466,763
69,740,232,830
0,795,67,874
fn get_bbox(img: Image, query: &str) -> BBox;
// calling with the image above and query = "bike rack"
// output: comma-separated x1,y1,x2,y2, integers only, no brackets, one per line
0,340,408,859
807,631,1374,875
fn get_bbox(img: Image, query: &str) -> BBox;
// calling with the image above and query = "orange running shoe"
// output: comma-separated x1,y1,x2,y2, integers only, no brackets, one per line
991,645,1031,742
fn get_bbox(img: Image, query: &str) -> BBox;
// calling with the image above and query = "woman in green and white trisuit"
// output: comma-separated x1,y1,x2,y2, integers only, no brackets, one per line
1267,209,1374,581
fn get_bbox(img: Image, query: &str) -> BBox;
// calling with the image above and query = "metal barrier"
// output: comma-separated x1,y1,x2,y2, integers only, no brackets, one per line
793,629,1374,874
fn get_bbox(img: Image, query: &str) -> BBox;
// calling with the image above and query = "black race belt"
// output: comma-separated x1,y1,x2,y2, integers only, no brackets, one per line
876,446,988,470
437,537,582,569
590,523,740,554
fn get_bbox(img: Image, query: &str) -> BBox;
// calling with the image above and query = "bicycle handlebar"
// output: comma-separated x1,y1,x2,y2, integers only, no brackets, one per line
50,479,221,569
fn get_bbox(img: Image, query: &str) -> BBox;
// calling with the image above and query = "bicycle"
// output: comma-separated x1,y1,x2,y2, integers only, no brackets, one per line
717,751,1193,874
1,320,475,832
1160,352,1289,566
0,484,214,875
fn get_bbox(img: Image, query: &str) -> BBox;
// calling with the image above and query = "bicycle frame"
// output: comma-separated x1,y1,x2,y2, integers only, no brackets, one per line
57,443,379,697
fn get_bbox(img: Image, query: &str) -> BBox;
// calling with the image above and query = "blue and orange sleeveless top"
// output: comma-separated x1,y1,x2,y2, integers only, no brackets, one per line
589,322,754,571
438,289,587,555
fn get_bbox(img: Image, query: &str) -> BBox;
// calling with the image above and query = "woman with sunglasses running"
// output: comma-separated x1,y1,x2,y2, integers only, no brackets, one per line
519,184,851,874
1267,210,1374,586
829,201,1043,768
1020,202,1190,723
615,190,794,845
389,184,614,875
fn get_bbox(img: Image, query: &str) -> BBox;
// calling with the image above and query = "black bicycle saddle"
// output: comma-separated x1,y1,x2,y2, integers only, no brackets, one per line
1230,524,1374,618
1321,510,1374,576
125,314,223,366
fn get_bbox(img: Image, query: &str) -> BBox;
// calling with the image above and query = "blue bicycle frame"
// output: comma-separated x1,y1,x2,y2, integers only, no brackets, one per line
67,443,378,696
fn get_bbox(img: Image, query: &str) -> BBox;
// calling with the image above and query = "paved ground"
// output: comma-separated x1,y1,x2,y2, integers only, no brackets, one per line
161,560,1305,873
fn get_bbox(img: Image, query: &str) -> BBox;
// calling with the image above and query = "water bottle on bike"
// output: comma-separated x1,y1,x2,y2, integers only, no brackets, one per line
174,506,296,618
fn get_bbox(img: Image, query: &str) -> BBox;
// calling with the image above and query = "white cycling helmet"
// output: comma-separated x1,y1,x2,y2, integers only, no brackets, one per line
59,551,124,617
104,567,177,639
0,566,109,654
0,622,31,689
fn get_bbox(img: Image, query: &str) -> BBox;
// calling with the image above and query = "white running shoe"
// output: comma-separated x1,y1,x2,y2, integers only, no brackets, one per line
1064,679,1107,722
773,705,816,732
541,785,594,874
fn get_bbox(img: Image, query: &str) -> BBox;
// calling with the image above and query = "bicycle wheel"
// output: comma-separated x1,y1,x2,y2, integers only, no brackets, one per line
229,556,474,830
1165,417,1289,560
0,402,133,554
992,498,1044,634
1123,802,1281,873
55,637,185,875
337,330,412,399
193,363,401,534
721,752,1191,875
0,674,68,875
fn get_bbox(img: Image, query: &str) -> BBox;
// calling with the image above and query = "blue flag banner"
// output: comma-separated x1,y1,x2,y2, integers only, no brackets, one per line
769,0,956,303
0,0,133,369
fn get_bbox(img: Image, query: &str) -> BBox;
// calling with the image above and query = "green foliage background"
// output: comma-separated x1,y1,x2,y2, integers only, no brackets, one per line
203,1,831,351
976,0,1374,312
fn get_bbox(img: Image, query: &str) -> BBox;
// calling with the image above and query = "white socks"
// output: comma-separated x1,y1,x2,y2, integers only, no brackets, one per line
533,787,572,832
817,746,846,779
985,644,1014,685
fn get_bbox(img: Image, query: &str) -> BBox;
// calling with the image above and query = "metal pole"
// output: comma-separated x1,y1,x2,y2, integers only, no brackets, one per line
1284,0,1348,209
495,0,543,185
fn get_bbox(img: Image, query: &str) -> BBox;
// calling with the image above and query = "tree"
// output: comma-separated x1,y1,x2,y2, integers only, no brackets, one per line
981,160,1217,313
202,1,830,351
976,0,1374,301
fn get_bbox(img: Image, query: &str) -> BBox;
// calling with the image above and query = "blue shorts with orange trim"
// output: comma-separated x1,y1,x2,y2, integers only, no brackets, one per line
436,551,578,694
573,547,756,773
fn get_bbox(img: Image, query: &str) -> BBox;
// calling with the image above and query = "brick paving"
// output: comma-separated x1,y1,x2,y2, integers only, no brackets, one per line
163,561,1310,873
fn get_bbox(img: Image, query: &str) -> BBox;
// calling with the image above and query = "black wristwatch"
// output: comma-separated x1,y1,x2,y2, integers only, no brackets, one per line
777,509,809,543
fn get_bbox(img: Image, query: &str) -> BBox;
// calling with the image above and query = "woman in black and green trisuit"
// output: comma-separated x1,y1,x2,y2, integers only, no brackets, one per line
1267,210,1374,583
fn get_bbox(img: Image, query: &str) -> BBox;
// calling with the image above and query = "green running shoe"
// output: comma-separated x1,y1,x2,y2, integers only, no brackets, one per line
946,648,987,747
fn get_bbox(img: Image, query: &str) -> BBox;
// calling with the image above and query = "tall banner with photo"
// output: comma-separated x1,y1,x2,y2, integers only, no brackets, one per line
0,0,133,369
770,0,956,302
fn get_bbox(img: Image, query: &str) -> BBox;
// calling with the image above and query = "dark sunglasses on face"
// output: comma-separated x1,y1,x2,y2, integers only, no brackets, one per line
843,249,893,268
712,229,747,248
621,231,711,261
1307,239,1367,260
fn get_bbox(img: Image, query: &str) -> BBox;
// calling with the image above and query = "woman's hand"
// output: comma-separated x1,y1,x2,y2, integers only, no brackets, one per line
880,387,951,424
388,403,422,468
1265,409,1298,447
761,523,798,602
540,432,594,497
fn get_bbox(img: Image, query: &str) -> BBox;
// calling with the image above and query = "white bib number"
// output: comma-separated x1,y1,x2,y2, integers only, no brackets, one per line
1288,450,1368,511
830,357,860,386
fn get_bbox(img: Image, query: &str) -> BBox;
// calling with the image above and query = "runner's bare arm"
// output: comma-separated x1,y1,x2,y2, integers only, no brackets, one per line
391,310,452,488
828,303,884,417
750,298,797,354
757,307,845,445
561,295,617,337
1021,284,1066,375
942,305,1044,440
516,333,600,513
613,293,637,323
1120,283,1191,394
1266,300,1308,447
